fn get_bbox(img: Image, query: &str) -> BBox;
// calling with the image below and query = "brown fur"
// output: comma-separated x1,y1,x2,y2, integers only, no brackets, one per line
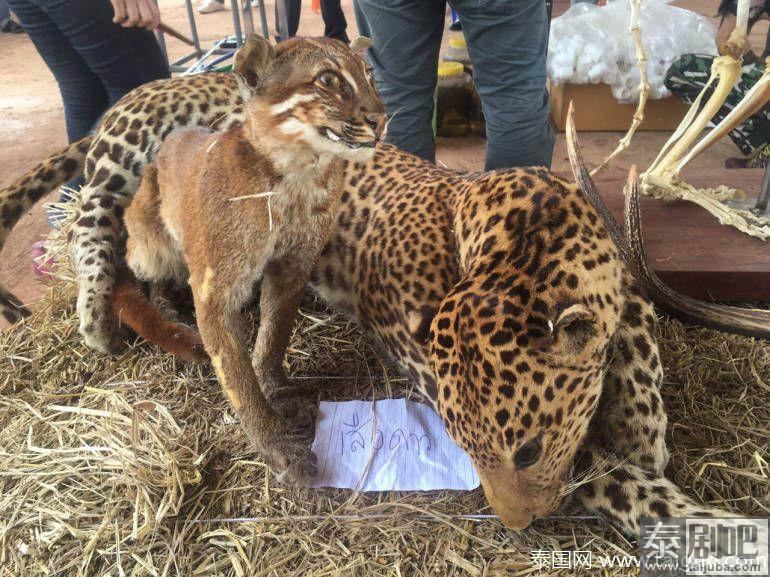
112,267,207,363
121,36,384,483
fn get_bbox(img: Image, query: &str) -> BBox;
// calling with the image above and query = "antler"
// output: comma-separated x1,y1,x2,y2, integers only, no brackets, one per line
565,102,628,260
566,101,770,338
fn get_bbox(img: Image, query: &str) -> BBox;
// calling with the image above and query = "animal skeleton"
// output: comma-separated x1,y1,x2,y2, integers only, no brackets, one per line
595,0,770,240
591,0,649,175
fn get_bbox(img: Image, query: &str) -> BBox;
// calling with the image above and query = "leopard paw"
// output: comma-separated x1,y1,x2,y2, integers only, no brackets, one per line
270,393,317,432
78,299,121,354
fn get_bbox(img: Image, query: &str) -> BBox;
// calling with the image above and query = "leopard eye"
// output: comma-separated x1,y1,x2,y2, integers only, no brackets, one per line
514,434,543,469
317,71,341,90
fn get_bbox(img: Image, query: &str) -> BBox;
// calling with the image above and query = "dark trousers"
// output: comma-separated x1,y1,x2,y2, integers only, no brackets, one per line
280,0,349,43
8,0,169,145
354,0,554,169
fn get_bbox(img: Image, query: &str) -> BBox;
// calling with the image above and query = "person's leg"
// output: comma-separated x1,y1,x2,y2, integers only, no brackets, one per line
33,0,169,107
353,0,444,162
320,0,349,43
453,0,554,169
7,0,108,142
9,0,104,222
277,0,300,39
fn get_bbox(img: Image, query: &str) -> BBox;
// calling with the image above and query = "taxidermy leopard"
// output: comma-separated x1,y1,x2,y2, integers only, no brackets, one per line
1,34,764,534
120,34,385,483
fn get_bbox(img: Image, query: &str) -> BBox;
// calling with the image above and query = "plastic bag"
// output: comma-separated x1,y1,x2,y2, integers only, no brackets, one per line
548,0,717,102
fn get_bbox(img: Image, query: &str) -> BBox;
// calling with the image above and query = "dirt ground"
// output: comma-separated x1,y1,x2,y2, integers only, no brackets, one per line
0,0,764,330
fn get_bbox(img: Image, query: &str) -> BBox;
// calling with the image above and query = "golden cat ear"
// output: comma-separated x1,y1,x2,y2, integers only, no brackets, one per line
350,36,374,54
233,34,276,87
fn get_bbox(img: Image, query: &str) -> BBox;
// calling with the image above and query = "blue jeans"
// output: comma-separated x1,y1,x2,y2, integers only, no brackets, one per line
8,0,169,145
354,0,554,169
8,0,169,216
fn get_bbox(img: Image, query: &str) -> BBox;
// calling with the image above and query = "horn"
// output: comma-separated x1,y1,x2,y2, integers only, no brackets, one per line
565,101,629,262
624,167,770,338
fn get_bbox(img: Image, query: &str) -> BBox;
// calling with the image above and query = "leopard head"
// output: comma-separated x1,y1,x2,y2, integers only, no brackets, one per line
429,172,625,530
234,34,385,163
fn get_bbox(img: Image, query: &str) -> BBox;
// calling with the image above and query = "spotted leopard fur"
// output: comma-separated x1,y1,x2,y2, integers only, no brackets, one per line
0,70,728,535
311,147,725,531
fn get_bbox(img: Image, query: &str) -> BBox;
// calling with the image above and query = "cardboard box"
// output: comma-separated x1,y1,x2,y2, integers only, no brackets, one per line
550,82,689,132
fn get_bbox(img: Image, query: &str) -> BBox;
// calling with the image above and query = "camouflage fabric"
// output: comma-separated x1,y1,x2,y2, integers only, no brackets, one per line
665,53,770,165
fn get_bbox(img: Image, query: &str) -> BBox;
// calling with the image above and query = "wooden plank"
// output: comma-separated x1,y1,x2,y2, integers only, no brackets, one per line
590,169,770,301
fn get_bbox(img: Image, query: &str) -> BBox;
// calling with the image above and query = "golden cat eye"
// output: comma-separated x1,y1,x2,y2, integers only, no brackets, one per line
317,71,341,89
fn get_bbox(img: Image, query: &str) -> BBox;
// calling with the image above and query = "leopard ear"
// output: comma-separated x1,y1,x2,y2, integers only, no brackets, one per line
350,36,374,54
550,303,595,353
233,34,276,87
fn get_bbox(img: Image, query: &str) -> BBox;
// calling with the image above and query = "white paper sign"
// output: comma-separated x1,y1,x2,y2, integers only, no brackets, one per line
309,399,480,491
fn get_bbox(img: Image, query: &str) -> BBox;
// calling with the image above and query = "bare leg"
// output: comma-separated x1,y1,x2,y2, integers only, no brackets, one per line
191,263,317,484
252,256,317,430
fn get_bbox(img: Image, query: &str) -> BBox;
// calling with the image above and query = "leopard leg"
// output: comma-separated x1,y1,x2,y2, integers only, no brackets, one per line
597,282,669,475
252,255,317,431
73,162,140,354
573,444,731,536
191,261,317,485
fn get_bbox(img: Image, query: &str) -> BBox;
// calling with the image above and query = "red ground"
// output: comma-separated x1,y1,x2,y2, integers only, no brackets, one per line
0,0,763,330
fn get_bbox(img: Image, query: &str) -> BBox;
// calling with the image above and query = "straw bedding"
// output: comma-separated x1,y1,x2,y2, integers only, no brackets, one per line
0,255,768,576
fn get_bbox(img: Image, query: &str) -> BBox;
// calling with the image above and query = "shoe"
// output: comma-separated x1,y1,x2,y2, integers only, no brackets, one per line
250,0,260,7
198,0,225,14
449,20,462,31
31,241,55,278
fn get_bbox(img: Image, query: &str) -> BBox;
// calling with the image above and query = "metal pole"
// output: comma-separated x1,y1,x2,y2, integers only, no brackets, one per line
256,0,269,38
154,28,169,67
184,0,202,55
241,0,255,35
231,0,243,44
152,0,169,69
755,162,770,214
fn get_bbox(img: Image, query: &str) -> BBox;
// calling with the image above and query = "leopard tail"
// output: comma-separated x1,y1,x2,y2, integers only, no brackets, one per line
0,136,92,324
112,267,207,363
